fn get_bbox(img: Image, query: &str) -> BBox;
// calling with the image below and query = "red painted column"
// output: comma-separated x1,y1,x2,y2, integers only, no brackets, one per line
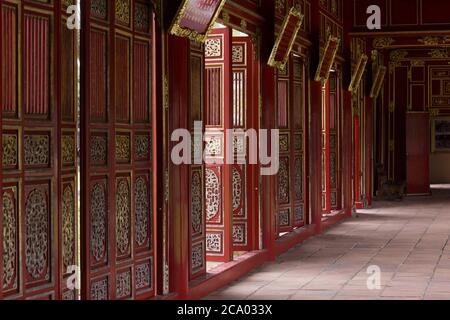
167,35,190,298
365,95,374,207
342,90,354,216
342,1,355,216
310,80,324,233
354,115,362,209
261,0,277,260
309,0,323,233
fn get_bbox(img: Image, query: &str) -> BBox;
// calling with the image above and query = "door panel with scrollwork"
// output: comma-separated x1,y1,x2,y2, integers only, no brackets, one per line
0,0,77,300
231,37,256,251
81,0,155,300
204,28,233,263
276,56,307,235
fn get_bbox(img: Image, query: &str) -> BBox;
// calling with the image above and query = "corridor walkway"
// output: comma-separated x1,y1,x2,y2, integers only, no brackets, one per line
207,186,450,300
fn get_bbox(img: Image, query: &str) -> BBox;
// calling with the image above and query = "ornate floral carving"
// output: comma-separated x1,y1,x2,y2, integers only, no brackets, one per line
204,136,222,157
206,233,222,253
232,167,243,213
278,158,290,204
191,171,203,236
90,135,107,164
205,38,222,58
116,179,131,256
330,153,337,188
2,134,18,167
135,2,150,32
373,37,395,49
280,134,289,152
429,49,449,59
205,169,221,222
3,190,17,289
233,224,245,245
390,50,408,62
232,45,244,63
91,0,108,20
294,157,303,201
115,0,130,25
24,135,50,166
135,134,151,161
116,134,131,162
275,0,286,16
135,177,150,247
90,183,107,262
116,270,132,299
191,243,204,271
62,184,75,269
91,278,108,300
63,290,76,300
136,261,152,290
25,189,49,279
62,135,76,165
295,206,303,223
279,209,290,227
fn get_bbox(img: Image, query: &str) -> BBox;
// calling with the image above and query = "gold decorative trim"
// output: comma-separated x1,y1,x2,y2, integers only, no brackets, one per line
315,35,341,82
268,7,304,71
373,37,395,49
169,0,227,43
349,54,368,92
370,66,387,98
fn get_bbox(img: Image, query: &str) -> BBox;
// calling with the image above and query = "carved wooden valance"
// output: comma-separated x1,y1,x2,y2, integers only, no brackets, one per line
268,7,304,71
348,54,368,92
169,0,227,43
314,36,340,82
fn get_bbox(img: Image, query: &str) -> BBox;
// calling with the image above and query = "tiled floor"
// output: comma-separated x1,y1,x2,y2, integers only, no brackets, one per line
206,185,450,300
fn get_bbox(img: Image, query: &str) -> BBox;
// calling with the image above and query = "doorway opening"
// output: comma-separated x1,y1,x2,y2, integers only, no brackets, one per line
202,24,260,273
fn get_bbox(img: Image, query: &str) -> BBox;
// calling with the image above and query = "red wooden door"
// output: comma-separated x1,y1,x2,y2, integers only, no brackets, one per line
406,112,430,195
204,28,233,263
81,0,155,300
189,41,206,279
231,36,255,252
276,56,307,235
0,0,77,300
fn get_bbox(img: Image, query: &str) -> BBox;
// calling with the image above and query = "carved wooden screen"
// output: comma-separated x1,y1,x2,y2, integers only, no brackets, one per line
291,56,306,228
231,36,254,251
0,0,77,300
81,0,155,300
322,72,341,213
328,73,341,211
204,28,233,263
189,41,206,279
276,55,307,235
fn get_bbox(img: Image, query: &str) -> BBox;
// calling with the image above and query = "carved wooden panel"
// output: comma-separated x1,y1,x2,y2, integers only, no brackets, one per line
276,55,307,234
189,42,206,279
1,0,78,300
82,0,154,300
204,28,233,262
